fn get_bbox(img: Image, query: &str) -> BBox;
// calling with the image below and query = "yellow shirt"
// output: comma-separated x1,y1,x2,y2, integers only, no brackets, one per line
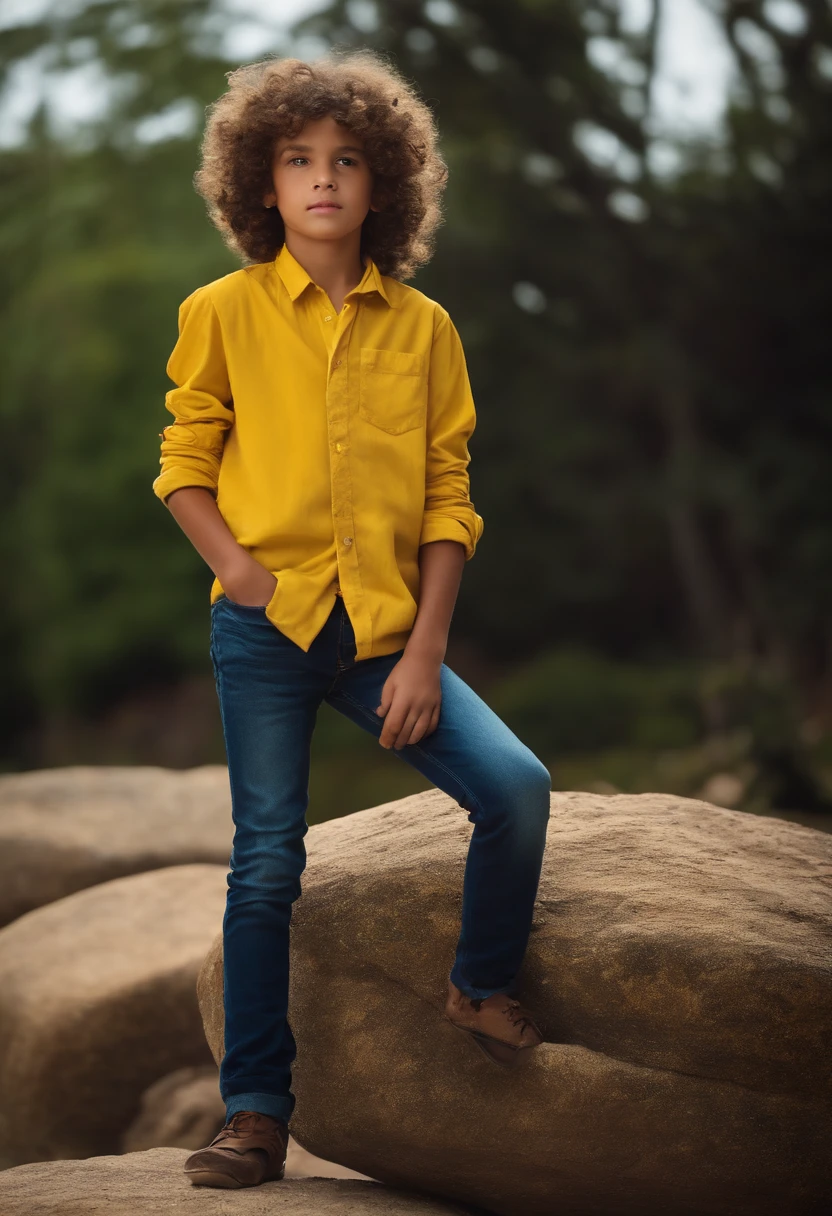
152,243,484,661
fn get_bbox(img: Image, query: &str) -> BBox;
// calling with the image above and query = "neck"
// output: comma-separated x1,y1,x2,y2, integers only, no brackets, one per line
282,231,366,299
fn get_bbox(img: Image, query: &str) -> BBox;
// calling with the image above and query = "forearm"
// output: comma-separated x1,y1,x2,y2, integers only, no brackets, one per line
165,487,251,583
405,539,466,663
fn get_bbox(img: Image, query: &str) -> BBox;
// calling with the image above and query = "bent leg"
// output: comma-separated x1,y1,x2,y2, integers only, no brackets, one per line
325,635,552,1000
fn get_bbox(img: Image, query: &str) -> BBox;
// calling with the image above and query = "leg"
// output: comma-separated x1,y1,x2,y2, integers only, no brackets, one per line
210,596,340,1124
324,613,552,1000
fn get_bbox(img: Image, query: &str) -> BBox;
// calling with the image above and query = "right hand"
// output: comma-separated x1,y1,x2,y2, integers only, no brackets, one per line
222,560,278,608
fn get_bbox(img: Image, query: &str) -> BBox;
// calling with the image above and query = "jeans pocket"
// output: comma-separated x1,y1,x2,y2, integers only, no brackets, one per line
224,597,269,612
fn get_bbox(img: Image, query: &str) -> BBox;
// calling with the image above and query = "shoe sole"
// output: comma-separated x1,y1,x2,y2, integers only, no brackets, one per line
443,1014,534,1068
184,1166,285,1189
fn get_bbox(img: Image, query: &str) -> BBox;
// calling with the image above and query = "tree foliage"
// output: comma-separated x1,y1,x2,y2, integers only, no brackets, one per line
1,1,830,799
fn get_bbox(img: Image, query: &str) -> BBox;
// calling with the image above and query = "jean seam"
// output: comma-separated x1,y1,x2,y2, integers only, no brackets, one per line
209,613,233,1063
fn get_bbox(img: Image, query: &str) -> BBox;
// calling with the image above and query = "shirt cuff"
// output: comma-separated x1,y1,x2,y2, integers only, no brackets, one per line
419,514,481,561
152,468,218,505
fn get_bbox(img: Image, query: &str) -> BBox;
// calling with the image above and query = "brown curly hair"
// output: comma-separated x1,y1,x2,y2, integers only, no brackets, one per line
193,47,449,280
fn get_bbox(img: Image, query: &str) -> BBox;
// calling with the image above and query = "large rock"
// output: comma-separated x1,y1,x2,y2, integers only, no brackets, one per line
198,789,831,1216
0,765,233,927
120,1065,372,1181
0,864,227,1167
0,1148,485,1215
119,1066,226,1154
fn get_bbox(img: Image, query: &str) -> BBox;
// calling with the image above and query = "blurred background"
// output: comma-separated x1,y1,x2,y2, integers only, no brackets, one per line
1,0,831,830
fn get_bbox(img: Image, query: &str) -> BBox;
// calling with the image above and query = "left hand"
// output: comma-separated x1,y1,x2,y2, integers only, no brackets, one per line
376,651,442,749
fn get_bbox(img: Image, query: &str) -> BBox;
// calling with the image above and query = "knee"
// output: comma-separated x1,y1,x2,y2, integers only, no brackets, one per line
472,755,551,830
516,756,552,818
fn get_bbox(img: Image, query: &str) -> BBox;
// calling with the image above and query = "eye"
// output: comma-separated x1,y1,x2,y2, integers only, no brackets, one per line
286,156,359,167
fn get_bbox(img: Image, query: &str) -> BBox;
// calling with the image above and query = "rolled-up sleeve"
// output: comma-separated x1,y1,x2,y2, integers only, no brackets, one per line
419,307,484,560
152,286,234,506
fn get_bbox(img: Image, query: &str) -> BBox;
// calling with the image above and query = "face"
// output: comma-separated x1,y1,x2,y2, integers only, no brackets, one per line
263,114,381,241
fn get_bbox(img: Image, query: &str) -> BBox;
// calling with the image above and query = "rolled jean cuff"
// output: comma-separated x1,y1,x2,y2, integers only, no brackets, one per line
225,1091,294,1124
449,961,512,1001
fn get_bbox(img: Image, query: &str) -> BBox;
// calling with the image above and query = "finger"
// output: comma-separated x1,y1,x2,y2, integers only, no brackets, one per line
381,700,413,748
415,704,441,744
405,709,434,746
394,708,424,749
380,705,409,748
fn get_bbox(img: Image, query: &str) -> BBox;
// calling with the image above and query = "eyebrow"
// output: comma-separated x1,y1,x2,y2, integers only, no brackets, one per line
278,143,365,155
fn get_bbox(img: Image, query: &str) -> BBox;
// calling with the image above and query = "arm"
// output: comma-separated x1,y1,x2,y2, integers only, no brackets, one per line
418,307,484,559
404,539,466,663
165,487,276,605
405,306,483,662
154,287,275,605
153,286,235,505
376,541,463,750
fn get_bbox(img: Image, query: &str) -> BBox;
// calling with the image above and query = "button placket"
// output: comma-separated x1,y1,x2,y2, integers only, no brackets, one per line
328,304,357,606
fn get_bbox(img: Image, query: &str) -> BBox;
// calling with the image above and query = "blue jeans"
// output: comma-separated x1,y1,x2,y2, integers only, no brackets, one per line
210,594,551,1124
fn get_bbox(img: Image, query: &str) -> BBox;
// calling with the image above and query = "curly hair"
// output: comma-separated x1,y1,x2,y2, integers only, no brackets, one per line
193,47,449,280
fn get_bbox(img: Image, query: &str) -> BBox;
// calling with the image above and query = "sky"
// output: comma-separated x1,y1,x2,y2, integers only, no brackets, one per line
0,0,745,151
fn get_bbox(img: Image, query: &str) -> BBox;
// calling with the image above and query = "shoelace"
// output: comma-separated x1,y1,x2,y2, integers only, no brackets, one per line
217,1113,257,1139
216,1111,280,1143
470,995,534,1033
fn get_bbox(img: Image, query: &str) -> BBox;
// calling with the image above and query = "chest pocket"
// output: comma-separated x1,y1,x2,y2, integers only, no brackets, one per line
359,348,427,435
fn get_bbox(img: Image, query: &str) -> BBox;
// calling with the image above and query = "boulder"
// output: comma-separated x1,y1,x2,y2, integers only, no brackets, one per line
120,1064,372,1180
119,1066,226,1153
0,765,233,927
0,864,227,1166
0,1148,485,1215
198,789,831,1216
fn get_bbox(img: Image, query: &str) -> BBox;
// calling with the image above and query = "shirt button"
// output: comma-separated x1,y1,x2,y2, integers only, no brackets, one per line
324,315,332,321
335,442,342,452
334,359,342,366
343,536,353,546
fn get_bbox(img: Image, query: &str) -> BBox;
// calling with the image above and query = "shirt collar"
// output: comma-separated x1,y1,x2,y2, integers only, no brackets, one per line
274,243,396,308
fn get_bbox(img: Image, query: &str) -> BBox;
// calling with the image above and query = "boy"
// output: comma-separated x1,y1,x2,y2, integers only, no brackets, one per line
153,50,552,1190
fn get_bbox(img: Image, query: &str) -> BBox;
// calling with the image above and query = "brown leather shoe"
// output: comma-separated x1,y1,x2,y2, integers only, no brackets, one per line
444,979,543,1067
183,1110,289,1188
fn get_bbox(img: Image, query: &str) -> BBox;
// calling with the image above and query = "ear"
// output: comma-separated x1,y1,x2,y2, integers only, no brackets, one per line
263,190,276,209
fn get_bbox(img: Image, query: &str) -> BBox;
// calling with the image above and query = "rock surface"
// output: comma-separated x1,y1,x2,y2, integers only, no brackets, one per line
0,1148,485,1215
0,864,228,1167
198,789,831,1216
120,1066,226,1154
0,765,233,927
120,1064,372,1181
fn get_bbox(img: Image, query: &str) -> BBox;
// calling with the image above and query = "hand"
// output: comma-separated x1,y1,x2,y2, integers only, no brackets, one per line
222,559,278,608
375,651,442,749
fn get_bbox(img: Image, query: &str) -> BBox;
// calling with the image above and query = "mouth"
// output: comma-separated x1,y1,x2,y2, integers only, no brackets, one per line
308,202,342,211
